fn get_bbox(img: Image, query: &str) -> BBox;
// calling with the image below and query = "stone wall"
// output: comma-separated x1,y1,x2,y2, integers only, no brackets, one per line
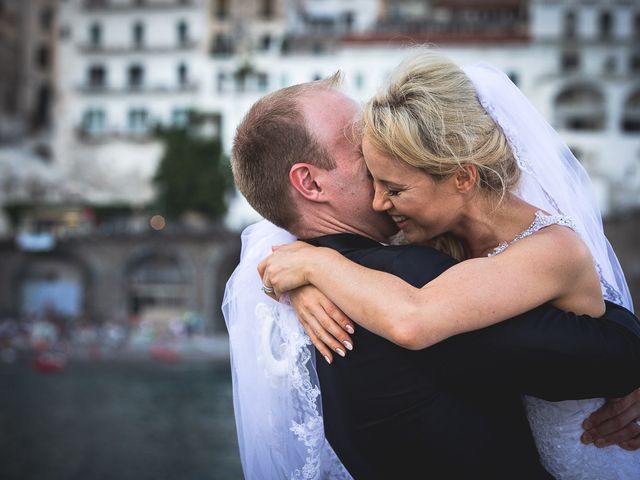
1,215,638,330
0,227,240,333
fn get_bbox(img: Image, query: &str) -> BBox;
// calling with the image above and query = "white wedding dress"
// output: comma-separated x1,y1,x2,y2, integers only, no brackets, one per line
491,210,640,480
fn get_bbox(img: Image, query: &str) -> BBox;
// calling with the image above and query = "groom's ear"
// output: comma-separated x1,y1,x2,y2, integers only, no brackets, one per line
289,163,328,202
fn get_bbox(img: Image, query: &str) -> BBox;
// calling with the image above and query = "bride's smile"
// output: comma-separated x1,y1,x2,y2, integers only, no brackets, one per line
362,136,466,244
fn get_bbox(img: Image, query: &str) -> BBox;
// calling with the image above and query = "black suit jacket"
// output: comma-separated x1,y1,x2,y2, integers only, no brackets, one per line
308,233,640,480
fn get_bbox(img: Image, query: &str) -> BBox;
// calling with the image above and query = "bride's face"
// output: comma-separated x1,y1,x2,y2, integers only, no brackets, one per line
362,136,465,244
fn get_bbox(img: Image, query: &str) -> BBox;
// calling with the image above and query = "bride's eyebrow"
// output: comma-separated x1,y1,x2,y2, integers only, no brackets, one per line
374,176,406,189
382,180,406,189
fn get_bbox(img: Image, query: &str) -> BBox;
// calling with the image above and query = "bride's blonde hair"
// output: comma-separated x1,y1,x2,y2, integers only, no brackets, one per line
362,51,521,260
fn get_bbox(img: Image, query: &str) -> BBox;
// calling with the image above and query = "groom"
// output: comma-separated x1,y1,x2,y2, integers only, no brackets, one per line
229,76,640,478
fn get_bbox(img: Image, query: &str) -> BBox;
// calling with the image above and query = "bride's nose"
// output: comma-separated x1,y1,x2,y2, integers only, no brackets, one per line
372,184,391,212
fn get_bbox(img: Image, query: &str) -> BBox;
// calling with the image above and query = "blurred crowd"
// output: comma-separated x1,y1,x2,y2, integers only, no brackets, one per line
0,310,226,367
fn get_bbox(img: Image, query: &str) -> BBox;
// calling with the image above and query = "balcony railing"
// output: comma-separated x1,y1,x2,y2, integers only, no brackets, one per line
83,0,195,11
555,106,606,131
555,105,605,118
79,40,198,54
77,82,199,94
75,125,156,142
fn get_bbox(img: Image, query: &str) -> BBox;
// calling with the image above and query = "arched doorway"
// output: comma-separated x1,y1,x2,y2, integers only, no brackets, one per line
17,254,87,322
554,84,605,131
125,251,192,328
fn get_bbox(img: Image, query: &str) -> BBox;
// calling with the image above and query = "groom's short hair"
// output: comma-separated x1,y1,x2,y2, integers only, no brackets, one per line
231,74,341,231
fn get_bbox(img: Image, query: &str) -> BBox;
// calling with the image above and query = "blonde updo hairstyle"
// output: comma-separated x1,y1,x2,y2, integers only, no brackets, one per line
362,51,521,260
363,51,520,198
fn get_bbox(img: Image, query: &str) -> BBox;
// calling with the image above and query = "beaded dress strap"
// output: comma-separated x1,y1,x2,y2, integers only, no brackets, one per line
488,210,577,257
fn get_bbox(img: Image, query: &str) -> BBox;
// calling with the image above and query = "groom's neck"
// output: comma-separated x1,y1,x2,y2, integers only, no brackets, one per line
295,217,386,244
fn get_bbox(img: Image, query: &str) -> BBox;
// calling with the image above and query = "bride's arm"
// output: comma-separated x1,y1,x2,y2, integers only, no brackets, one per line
259,230,595,349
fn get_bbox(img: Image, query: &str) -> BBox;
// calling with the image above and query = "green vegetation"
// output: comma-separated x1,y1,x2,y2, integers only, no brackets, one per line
153,112,233,220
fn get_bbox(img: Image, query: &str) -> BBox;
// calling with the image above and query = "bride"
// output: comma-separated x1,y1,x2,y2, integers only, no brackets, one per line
259,52,639,479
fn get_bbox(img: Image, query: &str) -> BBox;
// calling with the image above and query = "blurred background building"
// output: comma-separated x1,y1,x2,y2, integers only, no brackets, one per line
0,0,639,350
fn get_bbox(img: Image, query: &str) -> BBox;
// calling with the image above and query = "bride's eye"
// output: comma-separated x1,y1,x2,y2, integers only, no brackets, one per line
387,188,401,197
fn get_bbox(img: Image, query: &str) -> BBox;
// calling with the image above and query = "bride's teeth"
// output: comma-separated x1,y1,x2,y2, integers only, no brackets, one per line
392,216,407,222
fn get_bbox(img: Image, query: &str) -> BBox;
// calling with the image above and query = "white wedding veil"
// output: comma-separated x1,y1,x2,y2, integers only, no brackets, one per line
463,63,633,311
222,220,352,480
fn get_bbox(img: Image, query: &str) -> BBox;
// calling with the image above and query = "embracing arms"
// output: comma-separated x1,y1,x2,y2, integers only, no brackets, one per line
259,228,601,350
269,238,640,450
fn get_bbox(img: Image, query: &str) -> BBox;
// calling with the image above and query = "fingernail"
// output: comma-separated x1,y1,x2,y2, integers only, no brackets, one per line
581,433,592,444
343,341,353,351
595,439,607,448
336,348,345,357
323,355,331,364
345,325,355,334
583,420,592,430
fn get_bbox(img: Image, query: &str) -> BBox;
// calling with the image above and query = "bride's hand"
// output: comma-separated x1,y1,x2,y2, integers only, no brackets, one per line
290,286,355,364
258,241,333,297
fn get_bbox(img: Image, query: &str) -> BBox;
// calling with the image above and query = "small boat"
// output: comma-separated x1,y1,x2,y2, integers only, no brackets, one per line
32,352,67,373
150,345,180,363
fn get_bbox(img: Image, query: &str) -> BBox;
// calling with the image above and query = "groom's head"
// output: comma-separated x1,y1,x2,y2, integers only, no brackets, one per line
232,76,396,242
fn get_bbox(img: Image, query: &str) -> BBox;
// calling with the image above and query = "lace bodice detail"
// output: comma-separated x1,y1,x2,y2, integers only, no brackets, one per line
487,210,624,307
488,210,577,257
